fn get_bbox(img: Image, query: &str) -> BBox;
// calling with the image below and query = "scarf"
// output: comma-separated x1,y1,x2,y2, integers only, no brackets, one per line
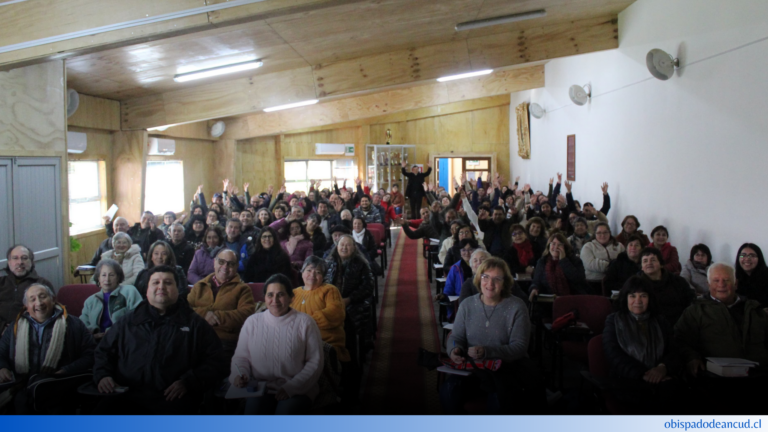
614,312,665,369
286,235,303,256
352,229,366,245
14,305,68,375
513,241,534,268
545,257,570,296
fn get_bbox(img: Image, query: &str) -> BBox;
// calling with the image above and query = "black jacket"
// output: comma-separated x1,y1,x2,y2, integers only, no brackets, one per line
0,309,95,377
325,255,374,308
354,229,378,259
737,267,768,307
603,312,680,381
242,247,293,284
477,218,516,255
401,220,439,241
640,271,695,326
169,239,196,274
106,223,165,256
134,266,189,301
401,167,432,199
93,300,228,395
604,252,642,293
310,229,327,257
90,237,114,266
530,255,589,295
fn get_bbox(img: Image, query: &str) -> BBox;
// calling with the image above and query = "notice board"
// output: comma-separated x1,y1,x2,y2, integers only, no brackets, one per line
567,135,576,181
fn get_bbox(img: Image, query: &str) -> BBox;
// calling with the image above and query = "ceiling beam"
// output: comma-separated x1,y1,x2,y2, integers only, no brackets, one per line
119,15,615,130
0,0,368,71
218,66,543,140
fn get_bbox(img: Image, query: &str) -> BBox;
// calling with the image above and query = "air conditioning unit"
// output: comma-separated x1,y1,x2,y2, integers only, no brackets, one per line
315,143,355,156
66,131,87,154
148,137,176,155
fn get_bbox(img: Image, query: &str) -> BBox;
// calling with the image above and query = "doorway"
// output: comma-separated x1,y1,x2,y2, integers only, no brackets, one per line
434,156,492,190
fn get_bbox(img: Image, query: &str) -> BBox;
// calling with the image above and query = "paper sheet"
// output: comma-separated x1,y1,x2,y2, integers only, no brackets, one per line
104,204,118,222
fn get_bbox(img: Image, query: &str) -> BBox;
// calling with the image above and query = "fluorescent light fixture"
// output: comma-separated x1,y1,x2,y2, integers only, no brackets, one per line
455,9,546,32
147,124,177,132
173,60,263,83
263,99,319,112
437,69,493,82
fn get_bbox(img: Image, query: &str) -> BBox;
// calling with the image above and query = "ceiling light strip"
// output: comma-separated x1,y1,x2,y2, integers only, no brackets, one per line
0,0,29,7
173,60,263,82
0,0,270,54
437,69,493,82
455,9,546,32
263,99,319,112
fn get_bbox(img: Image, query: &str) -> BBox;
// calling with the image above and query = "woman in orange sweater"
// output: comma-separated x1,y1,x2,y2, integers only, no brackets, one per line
290,255,349,362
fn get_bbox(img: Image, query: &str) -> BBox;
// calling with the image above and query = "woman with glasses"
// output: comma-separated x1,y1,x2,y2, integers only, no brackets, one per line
242,227,294,283
581,222,625,280
437,239,479,320
735,243,768,306
529,232,589,301
441,258,544,414
442,224,485,269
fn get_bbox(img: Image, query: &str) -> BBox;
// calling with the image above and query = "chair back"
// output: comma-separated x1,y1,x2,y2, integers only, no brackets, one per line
247,283,265,302
552,295,612,334
587,334,609,378
367,223,385,244
57,284,100,317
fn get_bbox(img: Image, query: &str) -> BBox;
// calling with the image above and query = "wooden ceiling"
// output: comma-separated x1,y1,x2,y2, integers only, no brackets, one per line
62,0,633,101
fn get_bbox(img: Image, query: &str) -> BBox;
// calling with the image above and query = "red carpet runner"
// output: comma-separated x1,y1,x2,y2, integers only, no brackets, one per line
362,232,442,414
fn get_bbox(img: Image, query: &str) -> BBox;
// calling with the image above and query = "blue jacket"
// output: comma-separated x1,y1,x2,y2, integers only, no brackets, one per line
444,259,471,319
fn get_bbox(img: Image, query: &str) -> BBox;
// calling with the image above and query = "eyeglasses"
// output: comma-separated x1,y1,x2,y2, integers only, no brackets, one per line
480,274,504,284
511,232,525,237
216,259,238,268
261,235,274,240
460,248,477,255
739,254,758,259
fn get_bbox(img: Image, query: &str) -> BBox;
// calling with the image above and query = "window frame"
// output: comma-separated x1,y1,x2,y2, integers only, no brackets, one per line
284,159,357,193
67,160,108,235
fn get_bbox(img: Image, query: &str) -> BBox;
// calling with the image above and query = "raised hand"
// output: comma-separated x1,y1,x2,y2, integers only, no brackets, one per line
498,197,504,206
267,184,274,195
222,179,230,191
564,180,572,193
523,183,531,193
549,177,554,185
428,183,435,192
196,185,203,195
557,172,562,183
279,184,286,194
423,183,428,192
355,177,362,186
427,160,432,168
601,182,609,194
515,176,520,183
401,161,407,168
333,200,344,212
243,182,250,192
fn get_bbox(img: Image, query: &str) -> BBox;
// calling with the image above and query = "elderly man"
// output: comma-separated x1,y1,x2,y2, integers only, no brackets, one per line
106,211,165,256
675,262,768,413
93,265,228,414
0,284,95,413
353,194,382,224
0,245,55,334
90,216,131,266
187,249,255,360
168,223,195,274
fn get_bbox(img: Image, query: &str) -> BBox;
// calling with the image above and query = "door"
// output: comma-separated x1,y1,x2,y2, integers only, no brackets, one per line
463,157,491,182
12,158,64,288
0,159,12,270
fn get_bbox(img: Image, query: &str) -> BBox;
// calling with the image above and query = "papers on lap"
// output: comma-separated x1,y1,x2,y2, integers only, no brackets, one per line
224,380,266,399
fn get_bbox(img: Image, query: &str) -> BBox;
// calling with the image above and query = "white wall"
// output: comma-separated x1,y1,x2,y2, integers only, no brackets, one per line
509,0,768,264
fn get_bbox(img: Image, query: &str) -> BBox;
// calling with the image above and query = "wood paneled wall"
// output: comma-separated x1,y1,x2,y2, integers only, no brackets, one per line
67,229,107,285
237,136,279,196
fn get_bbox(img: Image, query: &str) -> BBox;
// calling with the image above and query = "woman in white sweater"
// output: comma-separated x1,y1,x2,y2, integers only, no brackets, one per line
581,222,625,280
95,232,144,286
230,273,324,415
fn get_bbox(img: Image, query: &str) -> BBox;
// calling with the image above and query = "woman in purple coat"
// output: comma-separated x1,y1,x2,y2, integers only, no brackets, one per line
281,220,314,267
187,225,225,283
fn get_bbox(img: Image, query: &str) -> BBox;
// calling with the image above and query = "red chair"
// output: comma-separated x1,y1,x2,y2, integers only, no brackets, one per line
550,295,612,388
367,223,387,270
57,284,100,317
247,283,265,302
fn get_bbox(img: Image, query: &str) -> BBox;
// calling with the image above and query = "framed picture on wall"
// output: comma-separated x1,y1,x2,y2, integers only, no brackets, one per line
567,135,576,181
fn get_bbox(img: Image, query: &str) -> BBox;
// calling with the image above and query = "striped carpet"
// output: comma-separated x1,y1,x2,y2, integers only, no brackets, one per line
362,231,442,414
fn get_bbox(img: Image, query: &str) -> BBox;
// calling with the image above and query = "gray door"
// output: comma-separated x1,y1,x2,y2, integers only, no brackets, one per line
12,158,63,289
0,159,12,270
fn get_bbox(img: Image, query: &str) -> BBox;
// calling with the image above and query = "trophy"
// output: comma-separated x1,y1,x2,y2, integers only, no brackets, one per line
385,129,392,145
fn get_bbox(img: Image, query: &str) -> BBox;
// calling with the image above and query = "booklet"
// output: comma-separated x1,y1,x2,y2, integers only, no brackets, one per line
224,380,266,399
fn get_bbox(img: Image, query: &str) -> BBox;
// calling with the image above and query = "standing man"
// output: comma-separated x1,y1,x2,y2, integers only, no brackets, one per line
401,160,432,219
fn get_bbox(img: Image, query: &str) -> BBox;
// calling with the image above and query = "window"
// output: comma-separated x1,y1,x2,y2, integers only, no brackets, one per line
145,161,184,215
68,161,106,235
284,159,357,193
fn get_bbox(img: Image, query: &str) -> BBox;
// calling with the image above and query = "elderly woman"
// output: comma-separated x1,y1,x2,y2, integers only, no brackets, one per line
188,249,255,360
529,233,589,300
581,222,626,280
351,217,377,259
291,256,349,362
639,247,694,325
604,234,644,294
566,217,591,257
242,227,293,283
734,243,768,306
231,273,323,414
97,232,144,286
80,259,142,340
184,215,208,249
504,224,540,276
0,284,96,413
459,250,528,306
649,226,682,275
681,244,712,295
133,240,188,300
442,258,543,414
187,225,225,284
281,220,314,266
615,215,650,247
305,213,327,257
603,276,682,413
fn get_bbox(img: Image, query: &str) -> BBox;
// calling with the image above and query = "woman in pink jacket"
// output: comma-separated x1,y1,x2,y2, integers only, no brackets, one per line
280,220,314,266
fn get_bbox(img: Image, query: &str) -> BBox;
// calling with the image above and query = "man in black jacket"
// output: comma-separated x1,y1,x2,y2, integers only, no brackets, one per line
93,265,228,414
401,160,432,219
106,212,165,257
0,245,54,334
478,206,516,257
168,224,195,274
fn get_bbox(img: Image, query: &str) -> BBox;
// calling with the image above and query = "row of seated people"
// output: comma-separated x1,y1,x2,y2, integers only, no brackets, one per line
0,240,375,414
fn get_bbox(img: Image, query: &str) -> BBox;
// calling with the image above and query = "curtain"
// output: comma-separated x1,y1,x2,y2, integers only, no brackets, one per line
516,102,531,159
